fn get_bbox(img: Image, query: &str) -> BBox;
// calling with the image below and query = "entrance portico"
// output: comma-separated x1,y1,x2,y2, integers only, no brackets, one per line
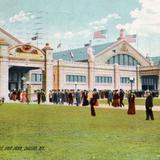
9,66,39,91
140,66,160,91
0,41,54,101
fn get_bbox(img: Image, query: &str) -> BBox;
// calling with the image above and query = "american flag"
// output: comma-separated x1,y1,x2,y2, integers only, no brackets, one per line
126,34,137,43
93,30,107,39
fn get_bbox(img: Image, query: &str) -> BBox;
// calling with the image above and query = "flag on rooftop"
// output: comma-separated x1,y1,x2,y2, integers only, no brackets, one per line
126,34,137,43
57,42,61,48
69,51,74,58
84,40,92,47
31,36,38,40
93,29,107,39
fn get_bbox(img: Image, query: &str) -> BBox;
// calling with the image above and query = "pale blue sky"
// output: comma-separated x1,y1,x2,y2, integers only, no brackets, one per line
0,0,160,56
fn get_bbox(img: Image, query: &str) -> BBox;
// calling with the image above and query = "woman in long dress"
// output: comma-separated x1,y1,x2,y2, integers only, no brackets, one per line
127,92,136,114
112,90,120,107
90,91,99,116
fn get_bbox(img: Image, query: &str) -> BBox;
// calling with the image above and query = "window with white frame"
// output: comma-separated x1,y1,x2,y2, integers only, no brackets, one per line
120,77,135,84
66,75,86,83
95,76,112,83
31,73,43,82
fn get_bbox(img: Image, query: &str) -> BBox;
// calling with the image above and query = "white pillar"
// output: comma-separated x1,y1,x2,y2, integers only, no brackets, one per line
158,75,160,92
0,43,9,101
136,65,142,91
57,59,64,90
42,43,53,103
114,63,120,90
88,61,95,90
87,47,95,90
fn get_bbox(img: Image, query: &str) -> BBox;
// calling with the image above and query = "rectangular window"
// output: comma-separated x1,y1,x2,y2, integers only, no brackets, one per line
120,77,134,84
66,75,86,83
31,74,36,82
120,55,123,65
31,73,43,82
95,76,112,83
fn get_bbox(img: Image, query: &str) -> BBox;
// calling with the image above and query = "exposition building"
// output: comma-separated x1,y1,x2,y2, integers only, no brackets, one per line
0,27,160,101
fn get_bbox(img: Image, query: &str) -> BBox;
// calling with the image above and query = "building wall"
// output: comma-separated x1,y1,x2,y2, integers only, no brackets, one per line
51,60,139,91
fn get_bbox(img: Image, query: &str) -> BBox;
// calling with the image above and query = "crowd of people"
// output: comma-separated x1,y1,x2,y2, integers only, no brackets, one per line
8,88,155,119
9,89,29,103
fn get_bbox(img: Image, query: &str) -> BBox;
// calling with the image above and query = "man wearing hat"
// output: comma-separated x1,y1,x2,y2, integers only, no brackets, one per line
145,90,154,120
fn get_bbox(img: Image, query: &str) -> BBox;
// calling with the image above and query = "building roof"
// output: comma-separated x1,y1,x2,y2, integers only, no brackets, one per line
150,56,160,65
0,27,23,45
53,42,115,61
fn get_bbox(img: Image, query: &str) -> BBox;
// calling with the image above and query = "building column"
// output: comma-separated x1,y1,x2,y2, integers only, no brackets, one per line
114,63,120,90
0,43,9,101
88,60,95,90
57,59,64,90
136,65,141,91
158,75,160,92
42,43,53,103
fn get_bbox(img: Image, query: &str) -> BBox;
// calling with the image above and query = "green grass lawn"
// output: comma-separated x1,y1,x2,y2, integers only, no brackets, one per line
0,103,160,160
100,97,160,106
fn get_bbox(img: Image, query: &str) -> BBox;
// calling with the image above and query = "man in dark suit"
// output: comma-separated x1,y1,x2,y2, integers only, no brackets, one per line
37,90,41,104
119,89,125,107
145,90,154,120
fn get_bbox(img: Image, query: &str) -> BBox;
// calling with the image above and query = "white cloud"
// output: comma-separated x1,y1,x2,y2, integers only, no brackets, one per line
64,31,74,39
76,30,91,37
116,0,160,36
89,13,121,30
53,32,62,39
9,10,35,23
63,30,91,40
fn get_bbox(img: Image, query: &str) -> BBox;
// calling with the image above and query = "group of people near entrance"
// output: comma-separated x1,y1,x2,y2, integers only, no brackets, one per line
48,89,99,107
8,88,155,120
9,89,29,103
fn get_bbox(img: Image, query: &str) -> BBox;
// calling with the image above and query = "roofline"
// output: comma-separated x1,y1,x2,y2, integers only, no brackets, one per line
122,39,151,65
54,42,114,54
0,27,23,44
95,40,123,58
95,39,151,65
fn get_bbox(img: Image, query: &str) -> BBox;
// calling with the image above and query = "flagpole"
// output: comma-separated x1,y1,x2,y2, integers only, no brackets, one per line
148,37,151,56
136,34,138,50
107,27,109,42
37,34,39,47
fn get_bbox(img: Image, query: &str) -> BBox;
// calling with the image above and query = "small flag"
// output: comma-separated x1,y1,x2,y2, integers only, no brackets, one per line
126,34,136,43
57,43,61,48
84,43,90,47
31,36,38,40
84,40,92,47
69,51,74,58
93,29,107,39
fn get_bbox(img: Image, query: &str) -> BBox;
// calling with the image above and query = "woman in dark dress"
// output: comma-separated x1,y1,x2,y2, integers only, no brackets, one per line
112,90,120,107
90,90,99,116
82,91,89,106
68,90,73,105
127,91,136,114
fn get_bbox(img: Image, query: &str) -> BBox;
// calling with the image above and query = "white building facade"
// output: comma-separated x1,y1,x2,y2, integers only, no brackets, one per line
0,27,159,101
